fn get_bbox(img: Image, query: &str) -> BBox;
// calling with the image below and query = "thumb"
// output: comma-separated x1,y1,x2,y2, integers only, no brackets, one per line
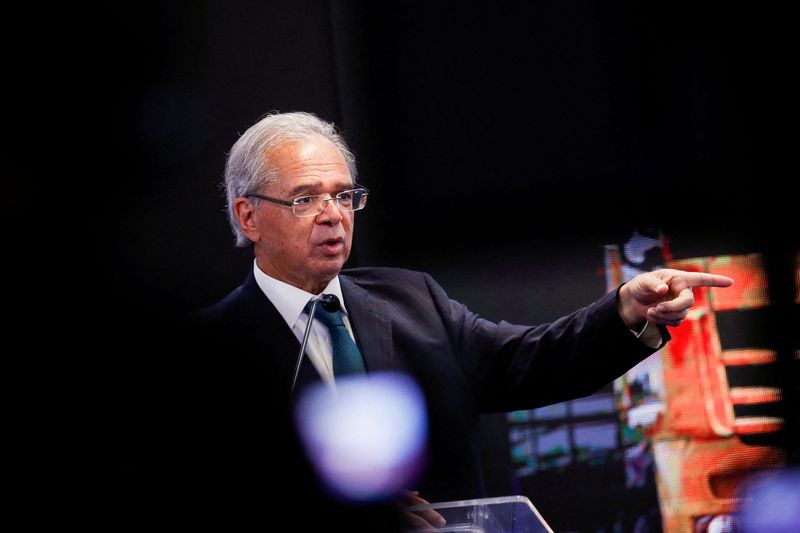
640,274,668,295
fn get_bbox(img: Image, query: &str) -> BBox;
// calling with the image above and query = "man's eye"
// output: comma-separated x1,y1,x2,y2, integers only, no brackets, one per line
338,191,354,201
295,196,315,205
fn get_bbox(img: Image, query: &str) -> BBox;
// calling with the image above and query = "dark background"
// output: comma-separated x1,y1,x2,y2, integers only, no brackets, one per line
21,1,789,315
8,0,795,527
89,1,795,322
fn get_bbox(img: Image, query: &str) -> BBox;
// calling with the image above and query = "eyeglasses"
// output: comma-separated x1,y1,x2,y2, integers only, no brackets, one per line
246,186,369,218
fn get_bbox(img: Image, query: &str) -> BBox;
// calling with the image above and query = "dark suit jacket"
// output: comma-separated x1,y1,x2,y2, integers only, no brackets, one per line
192,266,664,503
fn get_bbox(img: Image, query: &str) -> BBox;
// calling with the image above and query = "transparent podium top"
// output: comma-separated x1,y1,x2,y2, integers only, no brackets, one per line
406,495,554,533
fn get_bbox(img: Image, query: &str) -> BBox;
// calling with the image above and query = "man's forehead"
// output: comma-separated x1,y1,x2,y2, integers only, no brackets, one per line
267,136,342,164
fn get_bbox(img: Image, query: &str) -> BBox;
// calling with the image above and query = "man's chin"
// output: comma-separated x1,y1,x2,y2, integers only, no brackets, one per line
312,257,348,279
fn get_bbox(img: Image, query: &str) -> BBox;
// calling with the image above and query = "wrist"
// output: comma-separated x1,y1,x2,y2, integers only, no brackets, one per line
617,283,644,330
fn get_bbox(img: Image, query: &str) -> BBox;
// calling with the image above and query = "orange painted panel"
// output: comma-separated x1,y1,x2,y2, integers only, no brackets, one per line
706,254,769,311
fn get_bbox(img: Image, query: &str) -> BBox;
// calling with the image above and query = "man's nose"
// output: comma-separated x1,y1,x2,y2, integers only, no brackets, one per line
316,197,343,224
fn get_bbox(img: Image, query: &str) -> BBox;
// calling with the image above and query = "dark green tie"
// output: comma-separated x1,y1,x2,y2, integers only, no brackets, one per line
313,301,366,376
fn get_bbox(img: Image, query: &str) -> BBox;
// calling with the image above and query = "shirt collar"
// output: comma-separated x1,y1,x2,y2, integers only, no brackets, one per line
252,260,348,329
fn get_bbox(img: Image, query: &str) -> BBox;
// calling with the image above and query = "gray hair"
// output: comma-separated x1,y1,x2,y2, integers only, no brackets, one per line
224,111,357,247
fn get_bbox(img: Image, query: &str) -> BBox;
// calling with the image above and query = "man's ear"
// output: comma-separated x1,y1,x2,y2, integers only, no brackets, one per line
234,198,261,243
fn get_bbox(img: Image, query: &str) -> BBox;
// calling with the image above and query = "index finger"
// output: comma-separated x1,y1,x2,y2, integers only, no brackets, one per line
683,272,734,288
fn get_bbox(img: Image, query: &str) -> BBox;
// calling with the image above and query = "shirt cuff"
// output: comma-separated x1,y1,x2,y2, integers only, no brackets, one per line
629,321,662,349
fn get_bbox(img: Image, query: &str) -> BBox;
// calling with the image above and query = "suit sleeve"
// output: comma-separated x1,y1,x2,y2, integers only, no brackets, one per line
421,273,667,413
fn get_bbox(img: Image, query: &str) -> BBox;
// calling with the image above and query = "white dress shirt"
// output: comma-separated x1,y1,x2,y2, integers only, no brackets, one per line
253,261,356,388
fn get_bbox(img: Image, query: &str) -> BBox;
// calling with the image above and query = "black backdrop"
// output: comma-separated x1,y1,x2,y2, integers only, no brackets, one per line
78,1,795,320
8,1,796,525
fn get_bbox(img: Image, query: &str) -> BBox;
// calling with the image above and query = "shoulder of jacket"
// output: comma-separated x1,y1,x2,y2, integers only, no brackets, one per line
341,266,430,282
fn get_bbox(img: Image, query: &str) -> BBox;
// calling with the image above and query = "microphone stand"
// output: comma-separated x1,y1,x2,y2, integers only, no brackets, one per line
292,297,321,394
291,294,341,393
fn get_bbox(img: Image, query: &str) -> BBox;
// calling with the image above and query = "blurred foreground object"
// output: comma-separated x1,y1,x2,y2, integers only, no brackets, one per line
295,372,428,501
738,467,800,533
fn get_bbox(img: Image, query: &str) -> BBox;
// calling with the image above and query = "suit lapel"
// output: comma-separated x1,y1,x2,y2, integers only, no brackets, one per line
234,272,314,392
340,275,395,373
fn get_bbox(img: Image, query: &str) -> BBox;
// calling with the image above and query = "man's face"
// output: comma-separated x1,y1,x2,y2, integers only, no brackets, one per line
244,136,356,293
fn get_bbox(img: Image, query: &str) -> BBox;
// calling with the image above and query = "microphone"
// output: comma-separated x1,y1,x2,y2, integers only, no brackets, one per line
320,294,340,312
291,294,341,393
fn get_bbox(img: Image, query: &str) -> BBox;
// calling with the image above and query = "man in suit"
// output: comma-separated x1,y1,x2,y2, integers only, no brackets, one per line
194,111,732,519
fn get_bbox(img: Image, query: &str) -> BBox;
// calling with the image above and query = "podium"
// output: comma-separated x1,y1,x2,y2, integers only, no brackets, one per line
406,495,554,533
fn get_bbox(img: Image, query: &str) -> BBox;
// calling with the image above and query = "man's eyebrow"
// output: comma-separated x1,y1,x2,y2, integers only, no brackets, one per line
288,181,354,196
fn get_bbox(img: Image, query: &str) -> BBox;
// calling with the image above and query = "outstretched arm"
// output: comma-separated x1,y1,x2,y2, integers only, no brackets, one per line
617,269,734,329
